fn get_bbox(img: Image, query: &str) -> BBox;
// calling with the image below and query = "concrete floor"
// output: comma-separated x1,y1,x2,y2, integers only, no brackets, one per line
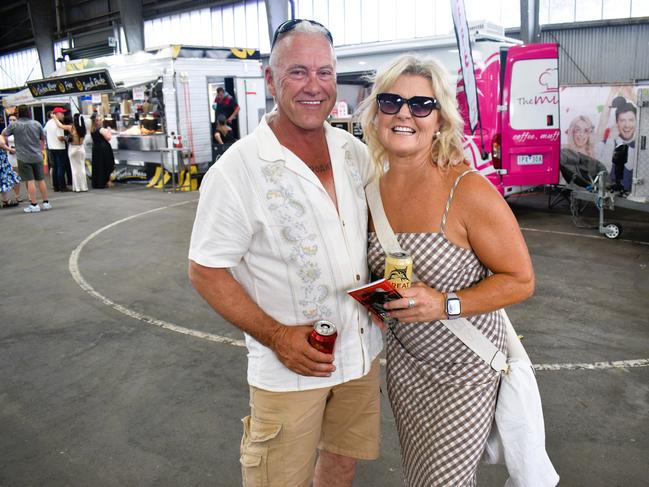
1,182,648,487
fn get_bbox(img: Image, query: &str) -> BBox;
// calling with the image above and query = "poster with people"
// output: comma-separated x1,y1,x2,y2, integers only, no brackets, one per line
560,85,638,194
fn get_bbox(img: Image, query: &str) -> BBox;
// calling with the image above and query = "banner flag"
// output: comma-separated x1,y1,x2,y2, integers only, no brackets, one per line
451,0,480,132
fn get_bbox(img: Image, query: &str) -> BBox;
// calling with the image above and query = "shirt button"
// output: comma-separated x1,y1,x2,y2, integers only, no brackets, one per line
356,274,360,281
342,220,346,226
361,328,364,334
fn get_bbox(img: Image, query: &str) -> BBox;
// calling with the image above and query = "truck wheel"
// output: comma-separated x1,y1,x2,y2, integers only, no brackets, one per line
604,223,622,239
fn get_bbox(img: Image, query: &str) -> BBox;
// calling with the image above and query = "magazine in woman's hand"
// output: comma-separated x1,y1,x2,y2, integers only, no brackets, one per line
347,278,403,321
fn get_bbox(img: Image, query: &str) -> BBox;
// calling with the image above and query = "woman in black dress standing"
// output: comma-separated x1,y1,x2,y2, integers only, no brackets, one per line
90,114,115,189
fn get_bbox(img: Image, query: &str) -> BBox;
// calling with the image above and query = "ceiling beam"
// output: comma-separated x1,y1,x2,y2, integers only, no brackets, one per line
264,0,289,51
27,0,55,76
118,0,144,52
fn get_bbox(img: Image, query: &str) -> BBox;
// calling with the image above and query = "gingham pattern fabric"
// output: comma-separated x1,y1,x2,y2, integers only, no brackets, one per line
367,173,505,486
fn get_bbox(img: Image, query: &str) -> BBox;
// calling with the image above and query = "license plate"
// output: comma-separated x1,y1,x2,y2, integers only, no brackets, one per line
517,154,543,165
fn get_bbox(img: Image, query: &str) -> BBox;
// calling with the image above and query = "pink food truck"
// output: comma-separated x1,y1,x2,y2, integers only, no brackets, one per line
458,43,560,196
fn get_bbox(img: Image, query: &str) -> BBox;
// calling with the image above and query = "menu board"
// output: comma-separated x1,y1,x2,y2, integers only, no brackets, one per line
27,69,115,98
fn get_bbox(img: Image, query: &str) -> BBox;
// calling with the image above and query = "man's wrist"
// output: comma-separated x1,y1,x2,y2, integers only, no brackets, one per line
268,322,287,351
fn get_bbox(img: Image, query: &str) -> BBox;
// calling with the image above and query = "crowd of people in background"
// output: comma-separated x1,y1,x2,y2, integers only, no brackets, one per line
0,104,116,214
0,88,242,213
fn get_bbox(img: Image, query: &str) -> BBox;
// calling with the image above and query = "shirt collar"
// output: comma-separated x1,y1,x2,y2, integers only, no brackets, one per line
257,113,350,164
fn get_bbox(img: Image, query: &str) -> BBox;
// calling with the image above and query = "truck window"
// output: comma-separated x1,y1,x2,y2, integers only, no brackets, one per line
509,58,559,130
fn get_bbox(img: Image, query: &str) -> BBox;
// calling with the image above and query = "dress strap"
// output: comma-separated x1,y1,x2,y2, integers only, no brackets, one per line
440,169,478,235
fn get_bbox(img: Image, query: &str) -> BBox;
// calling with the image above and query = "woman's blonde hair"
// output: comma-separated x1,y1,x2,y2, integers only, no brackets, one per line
357,54,465,173
565,115,594,157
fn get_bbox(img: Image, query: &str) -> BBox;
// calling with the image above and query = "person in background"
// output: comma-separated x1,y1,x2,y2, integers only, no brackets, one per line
564,115,595,157
212,86,240,126
189,19,381,487
0,140,20,208
595,93,638,193
62,112,74,189
213,114,237,145
6,114,23,201
90,114,115,189
52,113,89,192
357,54,535,486
0,105,51,213
44,107,70,192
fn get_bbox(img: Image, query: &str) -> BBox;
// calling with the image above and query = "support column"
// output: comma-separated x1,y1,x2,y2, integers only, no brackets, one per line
520,0,540,44
264,0,289,49
27,0,55,77
118,0,144,53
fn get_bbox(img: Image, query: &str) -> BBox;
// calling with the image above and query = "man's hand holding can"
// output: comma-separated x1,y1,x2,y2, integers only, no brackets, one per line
270,323,336,377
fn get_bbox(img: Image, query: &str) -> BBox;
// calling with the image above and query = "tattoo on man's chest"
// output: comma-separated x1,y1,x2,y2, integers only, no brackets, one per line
310,162,331,174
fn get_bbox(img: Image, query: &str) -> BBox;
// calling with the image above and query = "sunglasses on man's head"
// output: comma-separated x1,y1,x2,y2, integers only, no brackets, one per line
376,93,440,118
271,19,334,48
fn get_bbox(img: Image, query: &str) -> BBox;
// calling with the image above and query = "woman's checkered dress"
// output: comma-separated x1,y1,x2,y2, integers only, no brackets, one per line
368,171,506,486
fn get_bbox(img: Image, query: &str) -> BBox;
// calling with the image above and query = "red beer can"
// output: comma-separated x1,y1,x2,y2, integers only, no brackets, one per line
308,320,337,354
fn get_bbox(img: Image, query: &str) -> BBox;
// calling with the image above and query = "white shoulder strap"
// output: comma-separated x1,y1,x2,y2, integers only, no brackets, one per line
366,178,402,254
366,176,508,372
441,318,508,372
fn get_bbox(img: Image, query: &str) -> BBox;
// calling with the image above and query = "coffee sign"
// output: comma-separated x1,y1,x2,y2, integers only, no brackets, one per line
27,69,115,97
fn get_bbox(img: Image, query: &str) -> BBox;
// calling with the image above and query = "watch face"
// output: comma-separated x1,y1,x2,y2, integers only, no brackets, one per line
447,299,461,316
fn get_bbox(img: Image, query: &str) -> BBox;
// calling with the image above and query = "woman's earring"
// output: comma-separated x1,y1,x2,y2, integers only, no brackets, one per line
434,130,441,139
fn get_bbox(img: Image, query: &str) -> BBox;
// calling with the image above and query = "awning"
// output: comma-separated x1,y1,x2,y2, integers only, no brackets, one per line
2,88,73,108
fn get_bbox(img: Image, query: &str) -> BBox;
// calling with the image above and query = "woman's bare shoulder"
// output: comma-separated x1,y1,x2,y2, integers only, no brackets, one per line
452,169,511,220
456,168,500,196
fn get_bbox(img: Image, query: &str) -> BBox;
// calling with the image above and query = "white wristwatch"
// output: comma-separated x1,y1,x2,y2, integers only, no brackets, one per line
445,292,461,319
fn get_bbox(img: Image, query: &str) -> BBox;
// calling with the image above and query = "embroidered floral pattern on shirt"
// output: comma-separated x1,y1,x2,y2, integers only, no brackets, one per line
300,284,330,319
344,146,364,197
262,163,332,320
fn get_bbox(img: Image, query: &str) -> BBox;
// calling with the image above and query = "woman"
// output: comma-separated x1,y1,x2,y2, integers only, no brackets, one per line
53,113,89,192
6,114,22,201
357,55,535,486
564,115,594,157
0,144,20,208
213,113,236,145
90,114,115,189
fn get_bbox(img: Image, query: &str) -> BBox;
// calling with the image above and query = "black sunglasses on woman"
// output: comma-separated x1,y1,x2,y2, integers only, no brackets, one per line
376,93,440,118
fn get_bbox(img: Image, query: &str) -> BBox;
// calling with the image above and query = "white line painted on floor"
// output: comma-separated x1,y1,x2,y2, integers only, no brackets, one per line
521,226,649,246
533,358,649,371
68,200,246,349
69,202,649,372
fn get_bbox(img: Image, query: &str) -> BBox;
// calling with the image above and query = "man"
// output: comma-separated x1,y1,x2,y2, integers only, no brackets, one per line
188,19,381,487
1,105,51,213
212,86,240,126
595,96,637,193
44,107,69,192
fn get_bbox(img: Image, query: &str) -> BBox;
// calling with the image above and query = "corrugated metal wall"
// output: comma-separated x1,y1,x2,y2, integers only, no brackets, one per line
521,20,649,85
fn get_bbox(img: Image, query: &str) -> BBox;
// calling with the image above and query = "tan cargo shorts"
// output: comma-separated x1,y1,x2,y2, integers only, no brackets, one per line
240,359,381,487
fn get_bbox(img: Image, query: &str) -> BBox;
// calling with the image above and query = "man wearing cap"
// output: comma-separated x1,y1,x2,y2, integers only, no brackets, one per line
189,19,381,487
45,107,69,191
0,105,51,213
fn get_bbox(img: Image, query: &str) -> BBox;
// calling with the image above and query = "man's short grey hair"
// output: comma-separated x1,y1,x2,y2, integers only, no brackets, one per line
269,20,335,71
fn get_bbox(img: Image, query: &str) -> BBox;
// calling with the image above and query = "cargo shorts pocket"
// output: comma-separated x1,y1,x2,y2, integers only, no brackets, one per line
240,415,282,486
